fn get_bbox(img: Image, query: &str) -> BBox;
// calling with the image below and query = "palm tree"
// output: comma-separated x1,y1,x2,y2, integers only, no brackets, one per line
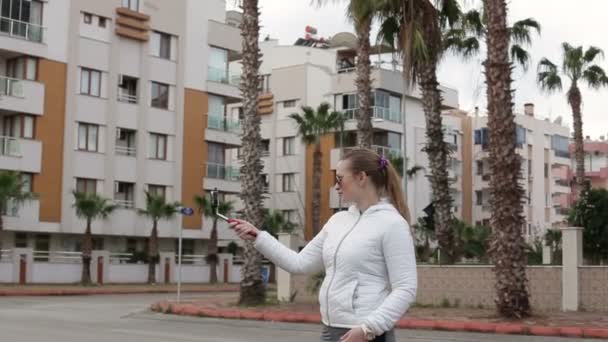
289,103,345,236
237,0,266,306
537,44,608,193
0,171,36,251
544,229,562,264
483,0,530,318
263,209,297,284
194,193,234,284
377,0,460,263
317,0,381,148
72,191,115,285
138,191,180,284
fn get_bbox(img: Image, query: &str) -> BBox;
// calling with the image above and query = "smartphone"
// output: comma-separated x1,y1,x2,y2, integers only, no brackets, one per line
217,212,235,223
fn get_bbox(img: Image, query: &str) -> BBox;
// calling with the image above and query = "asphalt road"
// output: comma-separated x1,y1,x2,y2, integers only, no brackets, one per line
0,293,594,342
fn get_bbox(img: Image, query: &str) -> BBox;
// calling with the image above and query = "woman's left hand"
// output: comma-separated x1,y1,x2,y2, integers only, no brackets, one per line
340,327,366,342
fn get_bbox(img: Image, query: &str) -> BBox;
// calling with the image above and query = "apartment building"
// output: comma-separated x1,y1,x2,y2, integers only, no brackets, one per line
471,104,572,235
227,33,461,240
574,136,608,190
0,0,244,257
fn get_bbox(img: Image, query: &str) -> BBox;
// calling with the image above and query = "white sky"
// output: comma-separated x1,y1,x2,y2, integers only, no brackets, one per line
228,0,608,139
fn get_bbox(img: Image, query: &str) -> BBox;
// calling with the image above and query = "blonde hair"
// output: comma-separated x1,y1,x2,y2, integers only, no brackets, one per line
341,148,411,222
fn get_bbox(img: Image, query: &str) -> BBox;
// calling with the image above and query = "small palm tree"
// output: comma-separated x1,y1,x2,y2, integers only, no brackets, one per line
263,209,297,284
72,191,115,285
138,191,180,284
289,103,345,237
0,171,36,251
194,193,234,284
544,229,562,265
537,43,608,194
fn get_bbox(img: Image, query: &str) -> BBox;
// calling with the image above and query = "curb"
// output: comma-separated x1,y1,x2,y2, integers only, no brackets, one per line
151,302,608,340
0,287,239,297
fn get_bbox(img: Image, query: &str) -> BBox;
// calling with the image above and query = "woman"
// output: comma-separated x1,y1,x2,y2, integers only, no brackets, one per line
231,148,417,341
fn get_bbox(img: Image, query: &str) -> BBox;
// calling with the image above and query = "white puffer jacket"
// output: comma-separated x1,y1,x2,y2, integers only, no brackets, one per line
254,201,417,336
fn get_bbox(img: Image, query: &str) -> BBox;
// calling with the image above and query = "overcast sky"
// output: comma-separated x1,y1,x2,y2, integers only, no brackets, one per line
227,0,608,139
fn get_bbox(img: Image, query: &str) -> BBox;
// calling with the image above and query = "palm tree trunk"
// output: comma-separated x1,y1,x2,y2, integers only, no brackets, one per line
484,0,530,319
148,220,158,284
238,0,266,306
569,84,585,194
312,144,322,236
81,218,92,285
209,218,218,284
355,18,373,148
418,61,455,263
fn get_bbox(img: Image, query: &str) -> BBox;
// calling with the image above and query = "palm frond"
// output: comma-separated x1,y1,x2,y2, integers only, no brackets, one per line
562,43,584,80
583,46,604,63
510,18,541,46
438,0,461,29
582,64,608,89
462,9,484,37
511,44,531,71
537,57,562,93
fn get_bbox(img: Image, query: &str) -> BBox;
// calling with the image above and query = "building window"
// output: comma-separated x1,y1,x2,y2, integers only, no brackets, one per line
116,128,136,156
282,210,298,223
21,173,33,192
208,47,229,83
121,0,139,11
6,56,38,81
77,123,99,152
342,93,357,119
261,139,270,156
151,31,172,59
476,191,483,206
34,234,50,261
148,185,166,200
2,115,35,139
149,133,167,160
83,12,92,24
476,160,484,175
76,178,97,194
118,75,138,103
80,68,101,97
150,81,169,109
283,137,295,156
551,135,570,158
14,233,28,248
283,100,296,108
114,182,135,208
175,239,195,263
98,17,107,28
544,163,549,178
282,173,296,192
474,128,489,146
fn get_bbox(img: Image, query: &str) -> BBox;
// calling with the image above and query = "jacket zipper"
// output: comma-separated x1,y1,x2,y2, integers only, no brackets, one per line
325,214,362,326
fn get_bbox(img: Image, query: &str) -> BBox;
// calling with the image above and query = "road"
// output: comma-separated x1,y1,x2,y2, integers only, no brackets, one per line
0,293,594,342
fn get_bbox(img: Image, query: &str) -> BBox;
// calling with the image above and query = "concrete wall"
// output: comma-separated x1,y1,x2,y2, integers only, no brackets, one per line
0,262,13,283
31,263,81,283
107,264,150,283
579,266,608,311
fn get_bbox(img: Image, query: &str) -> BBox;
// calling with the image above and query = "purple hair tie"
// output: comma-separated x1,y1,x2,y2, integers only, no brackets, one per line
378,155,389,170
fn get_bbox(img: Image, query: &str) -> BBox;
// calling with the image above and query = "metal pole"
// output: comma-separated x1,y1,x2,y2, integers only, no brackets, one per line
177,225,183,303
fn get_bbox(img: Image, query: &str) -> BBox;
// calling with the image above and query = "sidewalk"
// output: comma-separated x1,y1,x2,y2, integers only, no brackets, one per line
0,283,239,296
150,293,608,339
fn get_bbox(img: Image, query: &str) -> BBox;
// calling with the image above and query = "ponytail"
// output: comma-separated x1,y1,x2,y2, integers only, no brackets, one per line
385,160,411,222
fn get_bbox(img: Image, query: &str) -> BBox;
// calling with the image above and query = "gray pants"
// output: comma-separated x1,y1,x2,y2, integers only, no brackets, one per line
320,325,395,342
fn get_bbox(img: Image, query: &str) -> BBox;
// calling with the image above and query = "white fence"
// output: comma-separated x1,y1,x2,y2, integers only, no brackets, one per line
0,262,12,283
31,263,81,284
107,264,150,283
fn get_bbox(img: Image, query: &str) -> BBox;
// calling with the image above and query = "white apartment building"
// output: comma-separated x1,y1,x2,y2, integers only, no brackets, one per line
0,0,245,260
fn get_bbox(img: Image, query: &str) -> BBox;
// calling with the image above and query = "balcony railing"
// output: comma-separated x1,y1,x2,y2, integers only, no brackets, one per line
206,162,240,182
114,199,135,209
207,115,241,134
117,91,138,104
207,66,240,86
0,136,20,157
0,17,45,43
555,207,570,216
115,145,136,156
343,107,402,123
0,76,24,97
371,145,401,158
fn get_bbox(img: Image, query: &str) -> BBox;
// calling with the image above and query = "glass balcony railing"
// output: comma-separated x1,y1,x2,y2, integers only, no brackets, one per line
207,115,241,134
207,66,240,86
206,163,240,182
342,107,402,123
0,76,24,97
0,136,20,157
0,17,45,43
371,145,401,158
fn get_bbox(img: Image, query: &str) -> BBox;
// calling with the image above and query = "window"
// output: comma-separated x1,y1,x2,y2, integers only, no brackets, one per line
76,178,97,194
474,128,489,146
208,47,229,83
283,137,295,156
476,191,483,206
83,12,92,24
282,173,296,192
98,17,106,28
150,81,169,109
149,133,167,160
544,163,549,178
476,161,484,175
342,93,357,119
261,174,269,190
34,234,50,261
2,115,35,139
116,128,136,156
551,135,570,158
114,182,135,208
175,239,194,263
282,210,298,223
118,75,138,103
283,100,296,108
21,173,33,192
93,237,104,250
148,185,166,200
77,123,99,152
261,139,270,156
80,68,101,97
14,233,28,248
121,0,139,11
0,0,43,41
151,31,172,59
516,125,526,146
6,56,38,80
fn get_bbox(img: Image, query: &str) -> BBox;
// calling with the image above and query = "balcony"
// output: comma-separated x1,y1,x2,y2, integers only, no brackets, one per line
0,17,45,43
203,162,241,193
205,115,242,147
114,199,135,209
371,145,402,158
343,107,402,124
206,66,241,100
0,76,44,115
0,136,42,173
115,145,136,157
207,20,242,53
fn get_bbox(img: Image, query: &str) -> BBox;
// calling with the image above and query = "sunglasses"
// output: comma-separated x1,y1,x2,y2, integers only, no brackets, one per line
335,175,344,186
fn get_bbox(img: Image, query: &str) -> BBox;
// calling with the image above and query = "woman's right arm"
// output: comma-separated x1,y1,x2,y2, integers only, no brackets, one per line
231,219,328,274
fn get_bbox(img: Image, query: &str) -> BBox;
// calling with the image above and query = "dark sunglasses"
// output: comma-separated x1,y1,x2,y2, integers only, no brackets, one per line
335,175,344,186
